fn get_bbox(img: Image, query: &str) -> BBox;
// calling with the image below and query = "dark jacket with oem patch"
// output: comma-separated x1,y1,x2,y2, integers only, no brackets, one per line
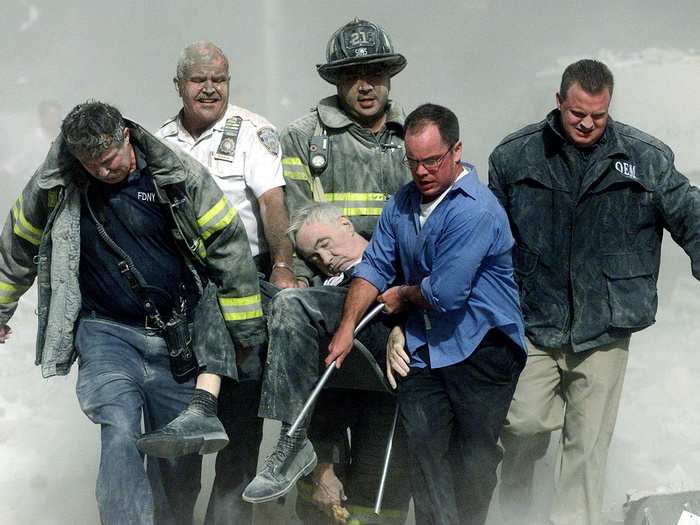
489,109,700,352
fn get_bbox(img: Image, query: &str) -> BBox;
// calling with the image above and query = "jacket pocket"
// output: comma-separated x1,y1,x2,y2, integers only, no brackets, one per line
512,247,566,330
602,252,657,328
513,246,538,277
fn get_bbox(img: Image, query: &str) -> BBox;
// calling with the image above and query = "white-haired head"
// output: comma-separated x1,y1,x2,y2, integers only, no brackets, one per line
175,40,229,80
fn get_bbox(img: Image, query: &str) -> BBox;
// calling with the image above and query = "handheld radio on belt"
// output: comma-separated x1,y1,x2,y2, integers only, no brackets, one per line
83,187,197,383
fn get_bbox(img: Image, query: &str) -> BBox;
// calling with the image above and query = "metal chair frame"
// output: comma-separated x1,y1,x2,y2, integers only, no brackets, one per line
286,304,399,514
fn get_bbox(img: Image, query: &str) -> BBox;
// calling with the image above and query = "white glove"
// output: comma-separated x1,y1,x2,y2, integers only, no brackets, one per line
386,325,410,389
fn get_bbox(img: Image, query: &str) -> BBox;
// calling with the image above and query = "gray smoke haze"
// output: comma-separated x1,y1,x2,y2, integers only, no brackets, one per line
1,1,699,523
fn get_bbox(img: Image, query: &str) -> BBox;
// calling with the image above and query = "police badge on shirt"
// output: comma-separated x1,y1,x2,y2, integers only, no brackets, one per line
214,116,243,162
257,127,280,156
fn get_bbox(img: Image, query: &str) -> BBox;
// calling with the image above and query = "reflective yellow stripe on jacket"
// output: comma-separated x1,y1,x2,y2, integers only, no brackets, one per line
197,196,237,241
282,157,311,182
325,192,387,216
11,195,42,246
218,293,263,321
0,281,31,304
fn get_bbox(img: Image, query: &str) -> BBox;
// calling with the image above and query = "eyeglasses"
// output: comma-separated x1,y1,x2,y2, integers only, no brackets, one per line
403,145,453,172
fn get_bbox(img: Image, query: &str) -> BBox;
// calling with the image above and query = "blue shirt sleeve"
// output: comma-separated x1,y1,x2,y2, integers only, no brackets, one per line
354,196,399,292
420,207,503,312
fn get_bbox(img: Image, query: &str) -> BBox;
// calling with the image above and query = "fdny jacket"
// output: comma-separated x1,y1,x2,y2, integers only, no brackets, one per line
489,110,700,352
280,95,411,282
0,121,265,377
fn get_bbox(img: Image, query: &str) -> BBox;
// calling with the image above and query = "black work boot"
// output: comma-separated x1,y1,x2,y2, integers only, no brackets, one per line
242,423,317,503
136,389,228,458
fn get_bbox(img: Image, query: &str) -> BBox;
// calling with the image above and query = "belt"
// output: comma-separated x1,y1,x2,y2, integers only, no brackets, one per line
80,309,166,334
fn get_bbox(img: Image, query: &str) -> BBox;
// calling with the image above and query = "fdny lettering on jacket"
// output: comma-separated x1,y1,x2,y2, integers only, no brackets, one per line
137,191,156,202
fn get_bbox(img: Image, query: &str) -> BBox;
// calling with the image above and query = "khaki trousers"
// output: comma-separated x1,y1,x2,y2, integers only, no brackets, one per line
499,337,629,525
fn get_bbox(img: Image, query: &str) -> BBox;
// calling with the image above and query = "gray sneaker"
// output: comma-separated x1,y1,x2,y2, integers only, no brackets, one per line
242,438,317,503
136,406,229,458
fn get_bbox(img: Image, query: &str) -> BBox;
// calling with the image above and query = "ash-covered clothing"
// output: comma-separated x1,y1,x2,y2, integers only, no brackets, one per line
0,120,267,525
258,284,411,525
157,104,284,258
75,316,201,525
157,104,280,525
258,286,392,422
0,121,265,378
79,147,194,323
202,279,279,525
489,109,700,352
490,109,700,525
355,165,526,369
205,378,263,525
280,96,411,282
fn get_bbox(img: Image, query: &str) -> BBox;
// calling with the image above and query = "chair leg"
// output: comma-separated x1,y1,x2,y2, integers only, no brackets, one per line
287,304,386,437
287,362,336,436
374,401,400,514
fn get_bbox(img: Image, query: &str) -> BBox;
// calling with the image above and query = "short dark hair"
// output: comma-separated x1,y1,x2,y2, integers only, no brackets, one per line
559,59,614,100
61,101,126,159
404,103,459,147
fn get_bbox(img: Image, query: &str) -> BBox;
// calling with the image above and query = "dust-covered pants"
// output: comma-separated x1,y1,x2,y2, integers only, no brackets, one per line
259,285,409,524
75,316,201,525
399,330,524,525
204,278,275,525
296,390,412,525
204,377,262,525
259,285,391,423
499,337,629,525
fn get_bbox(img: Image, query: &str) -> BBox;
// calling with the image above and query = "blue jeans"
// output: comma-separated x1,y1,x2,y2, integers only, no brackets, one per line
75,316,202,525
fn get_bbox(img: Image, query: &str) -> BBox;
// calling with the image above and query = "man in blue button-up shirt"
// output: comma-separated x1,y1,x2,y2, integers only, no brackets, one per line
328,103,527,525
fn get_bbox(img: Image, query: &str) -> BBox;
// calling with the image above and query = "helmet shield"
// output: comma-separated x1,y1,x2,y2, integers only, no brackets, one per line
317,18,407,84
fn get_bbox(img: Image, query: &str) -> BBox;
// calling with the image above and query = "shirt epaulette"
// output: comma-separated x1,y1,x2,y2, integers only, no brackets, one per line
229,105,275,130
157,117,178,138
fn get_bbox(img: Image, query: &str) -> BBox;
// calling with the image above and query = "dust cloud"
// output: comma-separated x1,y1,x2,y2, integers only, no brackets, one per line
1,1,699,523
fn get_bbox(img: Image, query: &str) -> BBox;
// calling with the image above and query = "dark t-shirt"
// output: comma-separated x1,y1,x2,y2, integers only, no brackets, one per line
79,147,192,323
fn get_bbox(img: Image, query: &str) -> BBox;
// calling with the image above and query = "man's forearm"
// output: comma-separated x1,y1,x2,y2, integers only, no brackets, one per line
399,284,432,310
339,278,380,330
378,283,432,314
258,187,294,265
326,277,381,367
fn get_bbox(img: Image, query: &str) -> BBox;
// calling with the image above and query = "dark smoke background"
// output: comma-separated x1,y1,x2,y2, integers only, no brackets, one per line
0,1,698,523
